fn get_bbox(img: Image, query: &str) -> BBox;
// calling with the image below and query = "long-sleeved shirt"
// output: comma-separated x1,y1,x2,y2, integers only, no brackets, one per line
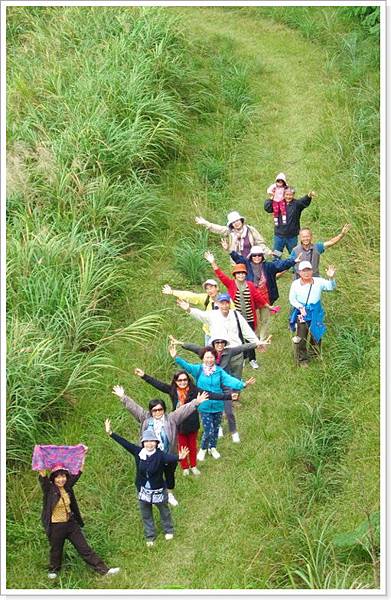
167,289,234,335
197,219,271,257
188,307,261,347
174,357,245,413
289,277,336,309
182,342,257,373
264,195,312,237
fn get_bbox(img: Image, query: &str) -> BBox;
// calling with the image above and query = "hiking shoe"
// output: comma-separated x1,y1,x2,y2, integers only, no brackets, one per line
197,448,206,461
106,567,120,576
165,533,174,540
146,540,154,547
249,360,259,369
190,466,201,475
231,432,240,443
48,572,58,580
210,447,221,459
218,426,224,438
182,468,190,476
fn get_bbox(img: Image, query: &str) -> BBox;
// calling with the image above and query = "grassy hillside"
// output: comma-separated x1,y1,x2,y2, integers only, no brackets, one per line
6,6,380,591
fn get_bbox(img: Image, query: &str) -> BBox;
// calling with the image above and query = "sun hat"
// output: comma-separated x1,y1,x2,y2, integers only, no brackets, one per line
275,172,287,184
202,278,218,290
298,260,313,271
227,211,244,228
248,245,267,257
232,263,247,275
216,292,231,302
141,430,160,444
209,332,228,345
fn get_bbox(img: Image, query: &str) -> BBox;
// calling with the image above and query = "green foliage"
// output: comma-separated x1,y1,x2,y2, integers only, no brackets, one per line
173,230,210,285
333,512,380,555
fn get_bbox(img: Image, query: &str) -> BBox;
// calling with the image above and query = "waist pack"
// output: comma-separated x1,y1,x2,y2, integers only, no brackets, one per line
138,486,167,505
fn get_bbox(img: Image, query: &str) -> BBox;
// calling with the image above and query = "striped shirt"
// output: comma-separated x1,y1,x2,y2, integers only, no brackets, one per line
233,286,253,323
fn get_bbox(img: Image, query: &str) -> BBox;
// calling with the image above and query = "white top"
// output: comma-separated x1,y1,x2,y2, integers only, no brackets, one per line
189,308,260,347
289,277,336,309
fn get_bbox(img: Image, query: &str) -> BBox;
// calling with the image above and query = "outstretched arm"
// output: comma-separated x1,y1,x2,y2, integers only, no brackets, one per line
323,224,351,249
112,385,148,423
195,216,228,236
135,368,171,395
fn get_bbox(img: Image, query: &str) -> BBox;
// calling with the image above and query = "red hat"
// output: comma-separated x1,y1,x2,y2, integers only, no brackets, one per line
232,263,247,275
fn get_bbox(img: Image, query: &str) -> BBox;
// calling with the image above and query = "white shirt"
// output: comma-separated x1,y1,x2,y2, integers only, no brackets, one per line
189,308,260,347
289,277,336,309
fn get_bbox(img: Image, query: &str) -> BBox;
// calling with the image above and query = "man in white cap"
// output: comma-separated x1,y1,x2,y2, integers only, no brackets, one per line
162,279,234,345
289,260,336,367
195,210,271,258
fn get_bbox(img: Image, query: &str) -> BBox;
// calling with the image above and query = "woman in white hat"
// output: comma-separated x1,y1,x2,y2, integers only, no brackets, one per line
289,261,336,367
195,210,271,258
105,420,189,546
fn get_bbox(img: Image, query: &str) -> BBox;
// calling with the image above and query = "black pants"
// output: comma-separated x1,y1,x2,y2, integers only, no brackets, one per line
163,461,177,490
48,518,108,574
295,321,321,363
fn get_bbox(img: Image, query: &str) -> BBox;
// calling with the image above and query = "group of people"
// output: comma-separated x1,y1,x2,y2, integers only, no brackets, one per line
33,172,351,579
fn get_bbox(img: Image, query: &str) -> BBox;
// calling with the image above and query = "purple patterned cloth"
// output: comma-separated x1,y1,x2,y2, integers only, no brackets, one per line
32,444,87,474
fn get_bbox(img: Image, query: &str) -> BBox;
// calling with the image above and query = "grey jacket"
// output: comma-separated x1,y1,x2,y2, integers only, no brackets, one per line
121,395,199,453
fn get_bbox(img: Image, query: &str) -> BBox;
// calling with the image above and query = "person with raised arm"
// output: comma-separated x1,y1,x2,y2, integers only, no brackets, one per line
289,261,337,367
105,419,189,546
168,342,255,460
290,224,351,278
111,384,208,506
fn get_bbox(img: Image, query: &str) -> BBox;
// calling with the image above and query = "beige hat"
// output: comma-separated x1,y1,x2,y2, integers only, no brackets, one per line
248,245,268,257
202,279,218,290
227,211,244,227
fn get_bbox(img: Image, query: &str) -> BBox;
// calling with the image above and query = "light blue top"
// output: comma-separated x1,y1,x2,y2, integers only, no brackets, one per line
175,357,245,413
289,277,336,309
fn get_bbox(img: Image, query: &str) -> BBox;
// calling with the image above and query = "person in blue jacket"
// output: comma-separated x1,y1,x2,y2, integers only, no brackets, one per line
168,342,255,461
222,240,302,340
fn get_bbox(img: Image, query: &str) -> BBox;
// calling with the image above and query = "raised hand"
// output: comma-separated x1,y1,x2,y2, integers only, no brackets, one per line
195,391,209,405
178,446,190,460
169,334,182,346
162,284,172,295
341,223,351,236
245,377,256,387
168,343,177,358
326,264,336,278
104,418,112,435
308,190,316,198
294,252,303,263
177,299,190,312
134,368,144,378
204,251,215,264
195,216,206,225
112,385,125,399
220,238,229,251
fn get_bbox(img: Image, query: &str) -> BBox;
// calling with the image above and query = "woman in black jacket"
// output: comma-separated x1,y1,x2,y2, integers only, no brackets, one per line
38,465,120,579
134,367,228,476
105,419,188,546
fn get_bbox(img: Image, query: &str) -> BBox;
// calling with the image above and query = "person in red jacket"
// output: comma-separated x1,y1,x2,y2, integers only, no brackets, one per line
204,251,268,369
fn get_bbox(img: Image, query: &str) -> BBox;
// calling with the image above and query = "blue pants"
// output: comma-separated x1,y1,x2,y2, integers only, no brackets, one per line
273,234,297,256
200,412,222,449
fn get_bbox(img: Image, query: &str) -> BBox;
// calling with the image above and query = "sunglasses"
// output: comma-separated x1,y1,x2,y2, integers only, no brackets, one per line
214,340,226,344
151,407,164,413
176,378,188,382
251,254,263,257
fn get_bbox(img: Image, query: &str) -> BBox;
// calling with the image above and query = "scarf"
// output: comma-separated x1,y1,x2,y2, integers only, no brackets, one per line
233,225,251,256
177,386,188,406
202,364,216,376
138,448,157,461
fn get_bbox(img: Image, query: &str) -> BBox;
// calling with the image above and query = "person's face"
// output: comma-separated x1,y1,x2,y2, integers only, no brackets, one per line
143,440,158,451
175,374,189,389
54,473,67,488
284,191,294,203
232,219,243,230
213,340,226,353
203,351,216,367
251,254,264,264
276,179,285,187
234,271,247,283
218,300,230,315
151,404,164,419
205,284,218,298
300,267,313,282
299,230,313,247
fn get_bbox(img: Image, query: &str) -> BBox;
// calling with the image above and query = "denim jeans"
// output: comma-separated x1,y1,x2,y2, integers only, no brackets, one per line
273,234,298,255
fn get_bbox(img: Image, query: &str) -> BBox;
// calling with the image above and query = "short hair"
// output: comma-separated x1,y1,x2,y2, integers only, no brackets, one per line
200,346,218,359
299,227,313,235
148,398,167,413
